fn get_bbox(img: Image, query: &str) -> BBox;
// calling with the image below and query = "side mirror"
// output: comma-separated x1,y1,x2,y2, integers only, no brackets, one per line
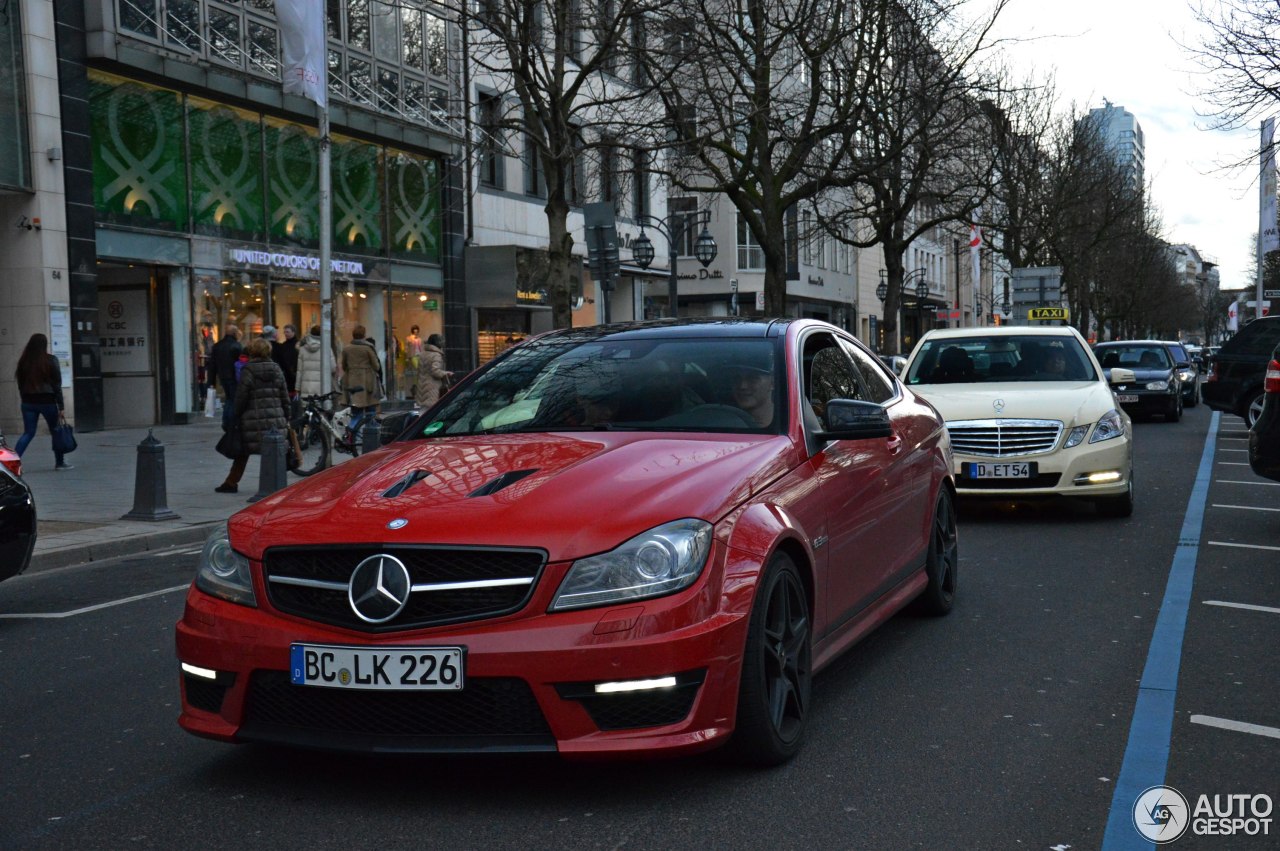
816,399,893,440
1175,361,1192,370
1109,367,1136,384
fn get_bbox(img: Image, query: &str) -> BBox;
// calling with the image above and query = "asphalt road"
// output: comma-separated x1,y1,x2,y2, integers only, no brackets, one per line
1,402,1275,850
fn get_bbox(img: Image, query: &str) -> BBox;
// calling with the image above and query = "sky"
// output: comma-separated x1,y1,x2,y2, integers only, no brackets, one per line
987,0,1261,291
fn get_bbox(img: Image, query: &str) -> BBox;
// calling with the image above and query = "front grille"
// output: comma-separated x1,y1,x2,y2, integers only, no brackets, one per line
947,419,1063,457
242,671,554,751
264,545,546,633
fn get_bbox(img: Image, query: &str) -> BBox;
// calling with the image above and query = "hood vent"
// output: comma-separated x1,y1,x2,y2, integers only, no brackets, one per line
468,469,538,498
382,469,433,498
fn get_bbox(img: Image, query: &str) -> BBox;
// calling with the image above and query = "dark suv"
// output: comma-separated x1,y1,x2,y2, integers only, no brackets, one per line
1204,316,1280,428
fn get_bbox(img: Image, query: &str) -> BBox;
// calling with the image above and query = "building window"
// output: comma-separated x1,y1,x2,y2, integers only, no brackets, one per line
568,129,586,206
669,197,697,255
0,1,31,190
524,131,546,198
477,93,504,189
600,140,620,206
738,214,765,271
632,148,650,218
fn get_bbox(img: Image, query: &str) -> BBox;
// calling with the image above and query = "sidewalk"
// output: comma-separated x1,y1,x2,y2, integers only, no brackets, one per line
21,417,267,572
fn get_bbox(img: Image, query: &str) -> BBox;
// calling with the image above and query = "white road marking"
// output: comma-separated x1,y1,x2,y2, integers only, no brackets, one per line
1215,479,1280,486
1216,448,1248,453
1190,715,1280,740
0,585,189,620
1216,462,1249,466
1211,503,1280,512
1203,600,1280,615
1207,540,1280,552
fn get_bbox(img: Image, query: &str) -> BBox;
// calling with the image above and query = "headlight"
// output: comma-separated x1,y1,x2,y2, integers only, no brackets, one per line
1178,369,1195,382
1064,424,1090,448
1089,409,1126,444
550,519,713,612
1145,380,1170,391
195,526,257,607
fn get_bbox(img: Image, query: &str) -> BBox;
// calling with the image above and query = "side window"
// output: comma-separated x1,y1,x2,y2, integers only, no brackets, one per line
841,339,895,404
1239,321,1280,355
804,333,866,418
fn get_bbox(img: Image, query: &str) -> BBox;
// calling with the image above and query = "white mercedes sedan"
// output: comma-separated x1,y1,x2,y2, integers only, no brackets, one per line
901,325,1135,517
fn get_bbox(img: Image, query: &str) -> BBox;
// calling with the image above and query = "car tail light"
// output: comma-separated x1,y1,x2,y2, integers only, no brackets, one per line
1266,358,1280,394
1206,361,1220,382
0,453,20,477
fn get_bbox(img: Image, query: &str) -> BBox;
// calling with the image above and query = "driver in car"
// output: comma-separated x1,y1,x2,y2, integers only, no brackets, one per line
729,359,775,427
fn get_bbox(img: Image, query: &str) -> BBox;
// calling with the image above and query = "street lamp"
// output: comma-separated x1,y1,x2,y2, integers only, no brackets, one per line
631,209,717,318
876,269,930,350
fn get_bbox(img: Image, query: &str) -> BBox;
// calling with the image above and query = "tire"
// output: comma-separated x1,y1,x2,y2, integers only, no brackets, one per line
726,552,812,766
912,487,958,616
1167,395,1182,422
1245,391,1265,430
1186,382,1199,408
291,418,331,477
1096,468,1134,518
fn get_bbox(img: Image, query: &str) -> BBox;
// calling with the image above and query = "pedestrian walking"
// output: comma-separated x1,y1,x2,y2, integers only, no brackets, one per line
215,338,290,494
274,324,300,393
13,333,73,470
210,323,243,430
295,324,324,397
414,333,451,409
341,325,383,440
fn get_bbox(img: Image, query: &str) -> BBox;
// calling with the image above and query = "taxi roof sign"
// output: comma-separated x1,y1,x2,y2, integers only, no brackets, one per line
1028,307,1069,321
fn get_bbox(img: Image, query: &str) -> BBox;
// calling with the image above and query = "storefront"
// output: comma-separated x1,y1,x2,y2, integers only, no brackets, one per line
88,70,449,424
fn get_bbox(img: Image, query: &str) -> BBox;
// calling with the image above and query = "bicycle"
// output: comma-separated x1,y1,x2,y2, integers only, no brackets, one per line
291,391,368,476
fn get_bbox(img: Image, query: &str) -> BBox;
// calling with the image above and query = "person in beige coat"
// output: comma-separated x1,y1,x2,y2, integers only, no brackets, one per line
414,333,451,409
341,325,383,441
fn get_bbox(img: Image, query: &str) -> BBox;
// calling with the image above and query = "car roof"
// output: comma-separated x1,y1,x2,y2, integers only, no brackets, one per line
1094,339,1168,347
526,317,797,346
918,325,1084,340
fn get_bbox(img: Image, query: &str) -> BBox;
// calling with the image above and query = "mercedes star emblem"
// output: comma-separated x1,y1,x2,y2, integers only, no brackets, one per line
348,554,412,624
387,518,408,530
993,398,1006,414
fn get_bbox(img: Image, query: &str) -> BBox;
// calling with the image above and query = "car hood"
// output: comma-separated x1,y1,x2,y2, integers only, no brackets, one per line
909,382,1119,426
231,433,798,561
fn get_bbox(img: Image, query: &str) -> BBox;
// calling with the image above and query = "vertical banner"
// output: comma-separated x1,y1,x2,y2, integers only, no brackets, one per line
276,0,328,107
969,211,982,303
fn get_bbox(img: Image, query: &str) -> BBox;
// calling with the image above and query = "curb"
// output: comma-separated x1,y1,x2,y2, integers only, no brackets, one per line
27,522,221,574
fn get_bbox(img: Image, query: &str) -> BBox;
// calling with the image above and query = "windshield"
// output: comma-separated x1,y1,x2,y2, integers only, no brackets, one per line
1094,344,1173,371
405,337,782,438
905,335,1097,385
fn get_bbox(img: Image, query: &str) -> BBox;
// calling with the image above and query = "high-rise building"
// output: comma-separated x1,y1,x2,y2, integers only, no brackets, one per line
1088,101,1145,188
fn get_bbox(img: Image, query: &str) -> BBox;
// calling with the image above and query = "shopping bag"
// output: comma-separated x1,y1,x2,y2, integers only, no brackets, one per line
52,420,78,454
215,424,244,459
204,387,217,418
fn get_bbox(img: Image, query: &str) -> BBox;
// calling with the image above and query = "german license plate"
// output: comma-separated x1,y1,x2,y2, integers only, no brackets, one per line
1117,394,1139,403
290,644,465,691
964,461,1035,479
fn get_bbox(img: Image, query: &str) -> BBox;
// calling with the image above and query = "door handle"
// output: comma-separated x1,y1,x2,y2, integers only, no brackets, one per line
886,434,903,455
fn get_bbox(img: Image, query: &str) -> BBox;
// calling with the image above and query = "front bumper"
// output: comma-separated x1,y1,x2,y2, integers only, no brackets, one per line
952,434,1132,499
1114,390,1179,417
175,543,758,759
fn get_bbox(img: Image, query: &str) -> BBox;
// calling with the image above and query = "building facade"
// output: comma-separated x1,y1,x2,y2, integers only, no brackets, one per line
1088,100,1145,189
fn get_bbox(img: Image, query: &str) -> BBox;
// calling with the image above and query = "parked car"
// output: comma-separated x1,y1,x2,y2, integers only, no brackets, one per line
901,326,1134,516
1247,341,1280,482
878,354,907,376
0,430,20,478
1093,340,1183,422
176,319,957,764
1204,316,1280,429
1161,341,1200,407
0,460,37,583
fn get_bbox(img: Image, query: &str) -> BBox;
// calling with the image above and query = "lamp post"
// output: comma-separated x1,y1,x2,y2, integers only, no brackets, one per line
876,268,930,351
631,209,717,318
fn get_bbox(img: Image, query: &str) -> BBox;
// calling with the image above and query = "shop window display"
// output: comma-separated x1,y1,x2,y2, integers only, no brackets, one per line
389,291,443,402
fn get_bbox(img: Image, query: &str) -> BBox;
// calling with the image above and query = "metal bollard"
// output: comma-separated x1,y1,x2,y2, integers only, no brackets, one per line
361,417,381,454
249,427,288,503
121,429,181,521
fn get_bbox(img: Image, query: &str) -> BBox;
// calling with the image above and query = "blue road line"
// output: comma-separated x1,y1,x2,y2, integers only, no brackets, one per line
1101,411,1219,849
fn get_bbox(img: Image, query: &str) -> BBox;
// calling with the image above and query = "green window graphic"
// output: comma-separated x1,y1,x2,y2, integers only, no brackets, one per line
189,100,266,240
266,121,320,247
333,136,383,251
91,80,188,229
388,152,440,262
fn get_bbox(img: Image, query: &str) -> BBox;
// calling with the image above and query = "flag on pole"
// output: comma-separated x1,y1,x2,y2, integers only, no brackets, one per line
276,0,327,107
1262,118,1278,254
968,213,982,290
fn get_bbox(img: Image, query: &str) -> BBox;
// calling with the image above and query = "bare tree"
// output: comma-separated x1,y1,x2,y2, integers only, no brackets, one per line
455,0,664,328
1188,0,1280,130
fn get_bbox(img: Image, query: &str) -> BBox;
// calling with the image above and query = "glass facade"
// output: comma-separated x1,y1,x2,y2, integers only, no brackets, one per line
0,0,30,190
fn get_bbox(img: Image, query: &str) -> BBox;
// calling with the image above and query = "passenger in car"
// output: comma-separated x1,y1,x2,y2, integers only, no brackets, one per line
933,347,975,383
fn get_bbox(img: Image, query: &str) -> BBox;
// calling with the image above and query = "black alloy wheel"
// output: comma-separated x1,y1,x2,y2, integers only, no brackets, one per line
727,551,812,766
913,487,958,616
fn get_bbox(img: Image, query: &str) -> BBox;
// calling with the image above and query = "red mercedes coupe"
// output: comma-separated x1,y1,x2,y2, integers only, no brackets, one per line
176,318,956,764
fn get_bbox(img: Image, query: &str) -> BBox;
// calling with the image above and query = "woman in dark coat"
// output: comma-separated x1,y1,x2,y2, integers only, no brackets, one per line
13,333,72,470
216,337,290,493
